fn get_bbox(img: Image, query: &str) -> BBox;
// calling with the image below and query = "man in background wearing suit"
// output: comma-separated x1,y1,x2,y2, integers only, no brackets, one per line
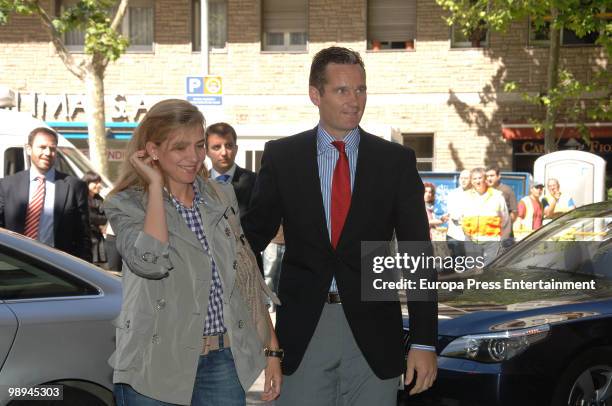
206,122,257,219
244,47,437,406
0,127,91,261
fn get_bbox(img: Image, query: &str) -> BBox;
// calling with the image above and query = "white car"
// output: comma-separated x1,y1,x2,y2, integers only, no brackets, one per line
0,228,121,405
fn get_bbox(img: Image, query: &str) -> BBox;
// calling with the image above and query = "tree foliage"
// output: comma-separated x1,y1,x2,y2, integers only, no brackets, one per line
0,0,130,176
437,0,611,151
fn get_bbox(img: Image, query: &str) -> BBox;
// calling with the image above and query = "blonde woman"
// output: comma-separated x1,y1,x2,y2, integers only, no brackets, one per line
105,99,281,405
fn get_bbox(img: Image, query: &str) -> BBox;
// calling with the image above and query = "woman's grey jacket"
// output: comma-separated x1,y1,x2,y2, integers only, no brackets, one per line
104,177,266,405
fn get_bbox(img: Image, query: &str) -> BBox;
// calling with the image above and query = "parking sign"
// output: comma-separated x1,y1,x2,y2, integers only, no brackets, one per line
185,76,222,106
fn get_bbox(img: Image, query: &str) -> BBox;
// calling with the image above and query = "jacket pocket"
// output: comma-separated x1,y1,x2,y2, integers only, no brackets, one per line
109,310,153,371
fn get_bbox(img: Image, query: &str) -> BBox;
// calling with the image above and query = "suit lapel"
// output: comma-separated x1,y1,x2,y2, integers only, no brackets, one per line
300,129,332,251
53,173,69,236
14,172,31,233
231,166,243,186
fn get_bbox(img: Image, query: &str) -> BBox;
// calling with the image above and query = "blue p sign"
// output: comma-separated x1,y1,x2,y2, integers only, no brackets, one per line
186,77,204,95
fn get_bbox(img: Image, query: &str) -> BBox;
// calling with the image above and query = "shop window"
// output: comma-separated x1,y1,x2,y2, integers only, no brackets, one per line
402,133,434,171
367,0,416,51
262,0,307,52
192,0,228,51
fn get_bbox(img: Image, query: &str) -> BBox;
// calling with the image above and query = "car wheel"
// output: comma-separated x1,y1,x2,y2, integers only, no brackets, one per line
551,347,612,406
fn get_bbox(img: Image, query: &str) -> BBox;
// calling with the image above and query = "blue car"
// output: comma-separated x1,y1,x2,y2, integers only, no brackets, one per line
402,201,612,406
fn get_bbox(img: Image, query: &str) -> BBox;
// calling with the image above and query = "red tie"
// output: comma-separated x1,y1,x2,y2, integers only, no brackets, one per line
331,141,351,249
24,176,45,240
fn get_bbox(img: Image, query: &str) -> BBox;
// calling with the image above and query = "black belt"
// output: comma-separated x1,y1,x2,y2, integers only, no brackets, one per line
327,292,342,304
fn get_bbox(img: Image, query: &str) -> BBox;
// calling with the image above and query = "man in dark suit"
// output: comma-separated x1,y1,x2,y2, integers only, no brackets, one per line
244,47,437,405
205,122,256,218
0,127,91,261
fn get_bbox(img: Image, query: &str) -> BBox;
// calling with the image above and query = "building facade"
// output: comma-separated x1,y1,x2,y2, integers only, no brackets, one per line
0,0,609,181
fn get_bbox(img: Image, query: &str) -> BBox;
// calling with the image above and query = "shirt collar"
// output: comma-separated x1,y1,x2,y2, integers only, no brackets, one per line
169,182,204,210
316,125,360,156
30,167,55,181
210,163,237,180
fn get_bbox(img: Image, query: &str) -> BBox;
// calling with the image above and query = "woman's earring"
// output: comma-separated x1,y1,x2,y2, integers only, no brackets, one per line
153,155,158,160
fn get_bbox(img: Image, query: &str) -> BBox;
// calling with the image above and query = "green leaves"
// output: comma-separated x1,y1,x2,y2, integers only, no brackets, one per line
1,0,128,61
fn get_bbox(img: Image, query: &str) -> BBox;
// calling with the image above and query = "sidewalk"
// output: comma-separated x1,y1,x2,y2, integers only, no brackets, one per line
246,312,276,406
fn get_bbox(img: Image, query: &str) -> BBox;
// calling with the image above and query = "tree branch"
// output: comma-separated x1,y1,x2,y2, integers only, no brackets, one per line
102,0,129,68
110,0,129,31
33,0,86,80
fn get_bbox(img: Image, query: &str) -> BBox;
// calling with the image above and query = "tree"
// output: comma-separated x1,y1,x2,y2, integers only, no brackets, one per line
437,0,611,153
0,0,130,176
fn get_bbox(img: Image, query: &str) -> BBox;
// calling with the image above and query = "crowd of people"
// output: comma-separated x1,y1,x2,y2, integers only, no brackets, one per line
0,47,439,406
425,168,576,243
8,45,586,405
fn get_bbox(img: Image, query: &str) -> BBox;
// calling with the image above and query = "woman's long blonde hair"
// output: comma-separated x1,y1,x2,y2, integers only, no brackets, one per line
110,99,208,196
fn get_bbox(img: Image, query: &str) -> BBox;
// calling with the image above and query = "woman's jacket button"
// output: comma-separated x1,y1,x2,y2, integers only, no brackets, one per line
155,299,166,310
225,227,232,238
152,334,161,344
233,260,237,270
142,252,158,264
238,320,244,329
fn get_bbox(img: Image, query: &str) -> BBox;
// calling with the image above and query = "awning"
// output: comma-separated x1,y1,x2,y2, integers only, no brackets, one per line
502,123,612,140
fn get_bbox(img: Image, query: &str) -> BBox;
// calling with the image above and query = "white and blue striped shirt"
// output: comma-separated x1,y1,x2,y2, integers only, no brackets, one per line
316,126,360,293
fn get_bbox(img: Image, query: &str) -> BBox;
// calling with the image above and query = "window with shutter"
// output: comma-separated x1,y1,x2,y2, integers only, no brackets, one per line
58,0,154,52
367,0,416,51
262,0,307,51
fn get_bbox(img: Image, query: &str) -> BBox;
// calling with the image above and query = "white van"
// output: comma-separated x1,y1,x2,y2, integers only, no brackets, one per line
0,108,113,190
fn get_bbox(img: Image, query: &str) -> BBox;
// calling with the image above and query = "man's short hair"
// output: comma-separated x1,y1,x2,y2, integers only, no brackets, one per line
309,47,365,94
205,122,237,146
471,167,486,177
485,166,500,175
28,127,58,146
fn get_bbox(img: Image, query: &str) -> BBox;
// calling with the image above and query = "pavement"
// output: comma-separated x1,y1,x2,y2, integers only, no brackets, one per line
246,311,276,406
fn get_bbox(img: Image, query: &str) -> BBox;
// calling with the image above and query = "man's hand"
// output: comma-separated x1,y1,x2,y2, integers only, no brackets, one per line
261,356,282,401
405,348,437,395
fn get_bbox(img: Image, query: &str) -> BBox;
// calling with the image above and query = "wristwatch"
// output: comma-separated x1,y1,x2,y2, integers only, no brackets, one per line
264,347,284,360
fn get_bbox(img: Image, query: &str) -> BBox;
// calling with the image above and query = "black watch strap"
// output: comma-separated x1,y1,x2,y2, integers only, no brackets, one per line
264,348,284,360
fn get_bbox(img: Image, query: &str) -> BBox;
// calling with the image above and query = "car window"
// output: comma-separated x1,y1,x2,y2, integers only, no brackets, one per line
4,147,25,176
0,249,99,300
490,214,612,278
58,147,110,189
54,152,77,177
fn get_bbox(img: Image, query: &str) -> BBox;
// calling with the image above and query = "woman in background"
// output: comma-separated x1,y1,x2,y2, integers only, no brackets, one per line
82,171,107,267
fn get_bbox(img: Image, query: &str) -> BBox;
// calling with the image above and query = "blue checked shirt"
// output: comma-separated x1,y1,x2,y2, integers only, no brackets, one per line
316,126,435,353
170,184,226,335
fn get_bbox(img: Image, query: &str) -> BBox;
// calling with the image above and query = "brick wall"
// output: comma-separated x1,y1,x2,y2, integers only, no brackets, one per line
0,0,606,171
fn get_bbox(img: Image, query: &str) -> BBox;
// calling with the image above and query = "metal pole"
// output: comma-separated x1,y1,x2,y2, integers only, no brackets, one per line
201,0,209,75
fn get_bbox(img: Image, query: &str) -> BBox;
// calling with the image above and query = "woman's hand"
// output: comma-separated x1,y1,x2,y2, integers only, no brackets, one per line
130,150,163,187
261,356,282,401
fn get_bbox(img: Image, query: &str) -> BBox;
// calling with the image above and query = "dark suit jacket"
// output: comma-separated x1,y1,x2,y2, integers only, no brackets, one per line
231,165,257,220
244,127,438,379
0,170,92,261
